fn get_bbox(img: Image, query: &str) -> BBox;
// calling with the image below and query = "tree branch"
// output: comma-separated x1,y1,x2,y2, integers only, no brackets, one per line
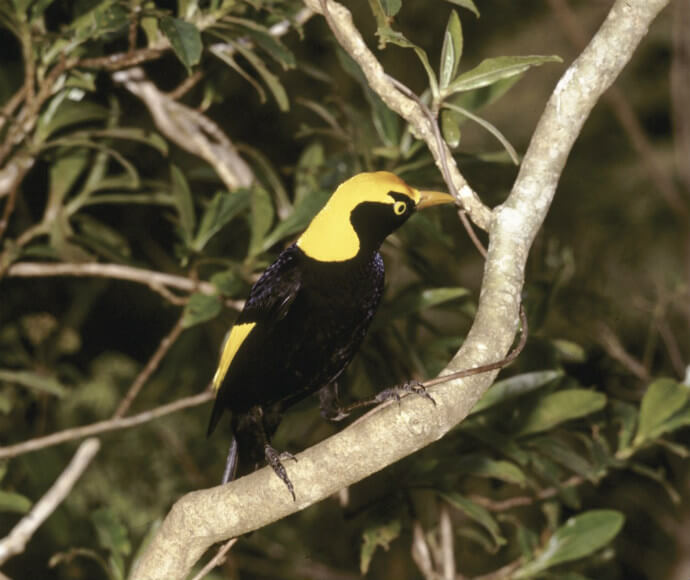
129,1,670,578
0,392,213,460
4,261,243,309
305,0,492,231
112,67,254,192
0,438,100,566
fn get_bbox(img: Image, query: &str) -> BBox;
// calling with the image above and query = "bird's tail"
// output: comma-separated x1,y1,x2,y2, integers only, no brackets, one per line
206,397,226,437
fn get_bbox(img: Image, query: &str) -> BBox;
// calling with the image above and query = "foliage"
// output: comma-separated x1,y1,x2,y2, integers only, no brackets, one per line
0,1,687,580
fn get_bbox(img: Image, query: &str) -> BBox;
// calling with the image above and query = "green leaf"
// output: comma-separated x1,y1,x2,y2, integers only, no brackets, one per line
193,189,250,251
181,293,222,328
456,455,527,486
261,189,330,251
462,425,530,466
85,128,169,155
0,490,32,514
360,517,401,574
443,102,519,164
91,507,131,580
515,510,624,578
0,369,67,397
528,437,596,481
170,165,196,245
515,389,606,436
376,29,439,99
441,108,462,147
294,142,325,204
630,463,681,504
442,0,479,18
380,0,401,17
440,10,463,90
36,95,109,142
634,378,689,444
442,492,506,548
377,287,470,326
472,370,562,414
335,48,400,146
210,270,244,297
248,185,274,257
234,43,289,111
69,0,128,41
159,16,203,73
48,150,90,209
610,400,637,452
551,339,587,363
224,17,296,69
445,55,562,96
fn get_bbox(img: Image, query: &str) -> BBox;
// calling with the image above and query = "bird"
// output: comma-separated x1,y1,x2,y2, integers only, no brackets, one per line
206,171,455,499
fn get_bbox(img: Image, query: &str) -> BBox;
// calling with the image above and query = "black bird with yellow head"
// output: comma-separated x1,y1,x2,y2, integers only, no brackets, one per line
207,171,454,498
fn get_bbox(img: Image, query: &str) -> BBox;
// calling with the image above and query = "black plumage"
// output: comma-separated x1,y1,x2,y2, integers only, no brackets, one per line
205,171,454,497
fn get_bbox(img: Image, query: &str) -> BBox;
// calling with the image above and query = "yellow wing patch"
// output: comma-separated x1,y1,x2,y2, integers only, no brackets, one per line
212,322,256,392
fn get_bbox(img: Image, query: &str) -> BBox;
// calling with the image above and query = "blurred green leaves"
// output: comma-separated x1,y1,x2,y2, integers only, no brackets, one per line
160,16,203,73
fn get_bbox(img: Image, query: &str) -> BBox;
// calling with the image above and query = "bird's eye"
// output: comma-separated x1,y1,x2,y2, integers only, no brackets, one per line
393,200,407,215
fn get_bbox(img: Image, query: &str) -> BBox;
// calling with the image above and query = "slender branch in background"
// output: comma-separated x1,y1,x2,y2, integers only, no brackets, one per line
0,439,100,566
547,0,688,218
113,313,187,418
189,538,238,580
411,520,435,580
470,475,585,512
438,503,455,580
113,66,254,191
0,392,213,460
305,0,492,231
77,48,165,71
4,262,243,308
0,85,27,134
596,322,650,381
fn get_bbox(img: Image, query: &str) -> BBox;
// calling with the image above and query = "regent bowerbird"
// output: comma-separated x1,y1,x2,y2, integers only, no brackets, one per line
207,171,455,499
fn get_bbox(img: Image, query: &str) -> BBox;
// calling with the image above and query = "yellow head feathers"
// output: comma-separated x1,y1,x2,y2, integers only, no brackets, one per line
296,171,453,262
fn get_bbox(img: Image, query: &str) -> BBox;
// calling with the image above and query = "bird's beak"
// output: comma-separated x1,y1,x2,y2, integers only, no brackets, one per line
415,189,456,210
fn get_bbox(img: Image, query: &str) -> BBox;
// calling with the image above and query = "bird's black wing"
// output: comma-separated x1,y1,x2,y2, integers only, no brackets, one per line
207,246,302,436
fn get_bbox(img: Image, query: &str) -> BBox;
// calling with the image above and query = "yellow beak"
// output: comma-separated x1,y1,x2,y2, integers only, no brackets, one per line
415,189,456,210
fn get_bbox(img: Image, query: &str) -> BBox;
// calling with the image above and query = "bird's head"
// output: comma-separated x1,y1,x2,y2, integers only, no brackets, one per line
297,171,455,262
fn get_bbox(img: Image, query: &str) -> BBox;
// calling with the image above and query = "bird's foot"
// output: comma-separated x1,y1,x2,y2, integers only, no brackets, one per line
264,444,298,501
375,380,436,407
319,383,351,422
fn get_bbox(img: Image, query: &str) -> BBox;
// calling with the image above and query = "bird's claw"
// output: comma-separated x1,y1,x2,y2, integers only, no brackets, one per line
264,444,297,501
376,380,436,407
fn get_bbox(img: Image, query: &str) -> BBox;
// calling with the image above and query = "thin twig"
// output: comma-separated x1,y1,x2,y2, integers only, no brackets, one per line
5,262,243,308
0,392,213,460
469,475,585,512
189,538,238,580
113,312,187,418
439,503,455,580
77,48,165,71
0,85,27,133
113,67,254,191
411,520,436,580
0,438,100,566
596,322,650,381
385,74,489,259
422,306,527,389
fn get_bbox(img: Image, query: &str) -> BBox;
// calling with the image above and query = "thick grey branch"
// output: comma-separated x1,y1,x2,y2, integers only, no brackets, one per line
129,1,669,578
